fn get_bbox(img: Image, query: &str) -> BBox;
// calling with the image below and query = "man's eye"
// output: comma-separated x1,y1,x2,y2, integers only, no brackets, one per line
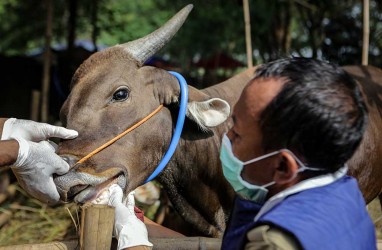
112,88,129,101
229,130,239,143
232,130,239,138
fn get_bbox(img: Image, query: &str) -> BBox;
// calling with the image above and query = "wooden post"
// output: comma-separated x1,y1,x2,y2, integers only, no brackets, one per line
243,0,253,68
80,205,115,250
41,0,53,122
91,0,99,52
362,0,369,66
30,90,41,121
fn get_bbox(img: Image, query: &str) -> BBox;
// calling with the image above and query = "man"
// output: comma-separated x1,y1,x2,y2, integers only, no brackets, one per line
220,58,376,249
0,117,78,204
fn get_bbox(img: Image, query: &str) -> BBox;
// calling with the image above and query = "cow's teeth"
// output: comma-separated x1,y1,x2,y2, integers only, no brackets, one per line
90,189,110,205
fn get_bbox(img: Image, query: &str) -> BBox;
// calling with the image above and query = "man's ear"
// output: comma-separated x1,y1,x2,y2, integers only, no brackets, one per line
274,151,300,185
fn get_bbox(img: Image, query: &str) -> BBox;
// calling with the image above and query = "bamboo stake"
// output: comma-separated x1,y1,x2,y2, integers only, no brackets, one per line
243,0,253,68
79,205,115,250
362,0,369,66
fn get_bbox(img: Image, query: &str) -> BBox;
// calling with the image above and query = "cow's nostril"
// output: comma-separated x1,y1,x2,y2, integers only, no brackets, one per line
61,156,70,163
59,155,78,168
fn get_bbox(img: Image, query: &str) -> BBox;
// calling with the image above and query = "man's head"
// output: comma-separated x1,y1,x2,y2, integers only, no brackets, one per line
226,57,367,194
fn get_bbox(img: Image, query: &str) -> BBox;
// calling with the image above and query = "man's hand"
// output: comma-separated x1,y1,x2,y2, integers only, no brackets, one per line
108,184,153,250
1,118,78,141
11,137,70,204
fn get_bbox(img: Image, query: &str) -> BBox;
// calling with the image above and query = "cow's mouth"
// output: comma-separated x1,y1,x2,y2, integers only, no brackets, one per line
70,174,126,204
54,168,126,204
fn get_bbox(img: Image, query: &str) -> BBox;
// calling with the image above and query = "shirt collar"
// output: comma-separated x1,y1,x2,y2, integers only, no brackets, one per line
254,165,348,221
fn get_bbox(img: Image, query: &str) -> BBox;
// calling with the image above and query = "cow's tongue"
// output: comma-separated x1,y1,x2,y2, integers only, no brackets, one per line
74,186,98,203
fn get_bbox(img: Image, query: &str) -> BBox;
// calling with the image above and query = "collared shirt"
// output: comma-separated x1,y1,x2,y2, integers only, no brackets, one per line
245,166,349,250
255,165,348,222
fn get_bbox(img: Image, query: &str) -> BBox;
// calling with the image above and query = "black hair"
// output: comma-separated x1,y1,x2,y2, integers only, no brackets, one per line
254,57,368,172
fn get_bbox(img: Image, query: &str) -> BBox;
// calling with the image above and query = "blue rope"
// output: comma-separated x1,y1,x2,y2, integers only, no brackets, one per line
144,71,188,183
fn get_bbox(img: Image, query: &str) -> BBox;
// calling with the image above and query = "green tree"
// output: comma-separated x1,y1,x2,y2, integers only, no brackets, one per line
1,0,382,68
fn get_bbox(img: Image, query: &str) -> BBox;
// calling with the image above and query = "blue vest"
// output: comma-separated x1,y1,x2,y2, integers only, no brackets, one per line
222,176,376,250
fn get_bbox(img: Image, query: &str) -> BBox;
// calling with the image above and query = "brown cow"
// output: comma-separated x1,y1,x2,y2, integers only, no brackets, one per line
343,65,382,204
54,5,382,237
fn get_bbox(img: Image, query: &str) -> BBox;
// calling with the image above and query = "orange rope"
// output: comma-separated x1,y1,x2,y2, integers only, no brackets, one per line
76,104,164,164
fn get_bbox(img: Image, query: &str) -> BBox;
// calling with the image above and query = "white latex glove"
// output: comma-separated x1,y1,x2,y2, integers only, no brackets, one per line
108,184,153,250
11,137,69,204
1,118,78,141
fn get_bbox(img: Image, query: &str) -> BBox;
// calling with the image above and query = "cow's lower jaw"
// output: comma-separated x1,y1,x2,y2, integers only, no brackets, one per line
72,174,126,204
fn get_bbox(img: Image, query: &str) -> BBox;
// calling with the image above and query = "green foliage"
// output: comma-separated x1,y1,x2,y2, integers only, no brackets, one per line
0,0,381,67
97,0,172,45
0,1,43,54
159,1,246,67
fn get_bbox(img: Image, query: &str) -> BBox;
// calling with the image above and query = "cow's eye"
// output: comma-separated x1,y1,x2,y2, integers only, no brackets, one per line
112,88,129,101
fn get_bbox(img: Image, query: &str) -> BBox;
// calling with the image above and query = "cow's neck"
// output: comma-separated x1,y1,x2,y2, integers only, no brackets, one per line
203,66,257,107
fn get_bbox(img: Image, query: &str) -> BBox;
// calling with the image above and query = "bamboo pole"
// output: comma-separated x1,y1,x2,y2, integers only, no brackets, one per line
79,205,115,250
362,0,369,66
41,0,53,122
243,0,253,68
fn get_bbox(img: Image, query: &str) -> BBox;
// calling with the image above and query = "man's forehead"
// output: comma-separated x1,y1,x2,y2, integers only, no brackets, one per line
240,77,285,117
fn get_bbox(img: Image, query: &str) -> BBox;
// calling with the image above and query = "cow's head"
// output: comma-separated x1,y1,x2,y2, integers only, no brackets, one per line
54,5,230,204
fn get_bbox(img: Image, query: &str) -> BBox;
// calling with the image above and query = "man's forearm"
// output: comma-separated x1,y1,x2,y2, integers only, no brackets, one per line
0,139,18,166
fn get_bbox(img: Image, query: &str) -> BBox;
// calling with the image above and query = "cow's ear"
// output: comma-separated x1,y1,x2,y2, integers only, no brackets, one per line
151,70,230,129
185,86,230,131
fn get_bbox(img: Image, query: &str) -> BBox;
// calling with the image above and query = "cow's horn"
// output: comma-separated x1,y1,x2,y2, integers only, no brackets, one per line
120,4,193,66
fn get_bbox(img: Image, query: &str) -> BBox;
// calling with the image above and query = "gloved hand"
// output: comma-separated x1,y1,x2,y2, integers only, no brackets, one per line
11,137,70,204
108,184,153,250
1,118,78,141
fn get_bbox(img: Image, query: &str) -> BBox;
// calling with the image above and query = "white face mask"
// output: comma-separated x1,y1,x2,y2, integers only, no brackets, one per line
220,134,325,203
